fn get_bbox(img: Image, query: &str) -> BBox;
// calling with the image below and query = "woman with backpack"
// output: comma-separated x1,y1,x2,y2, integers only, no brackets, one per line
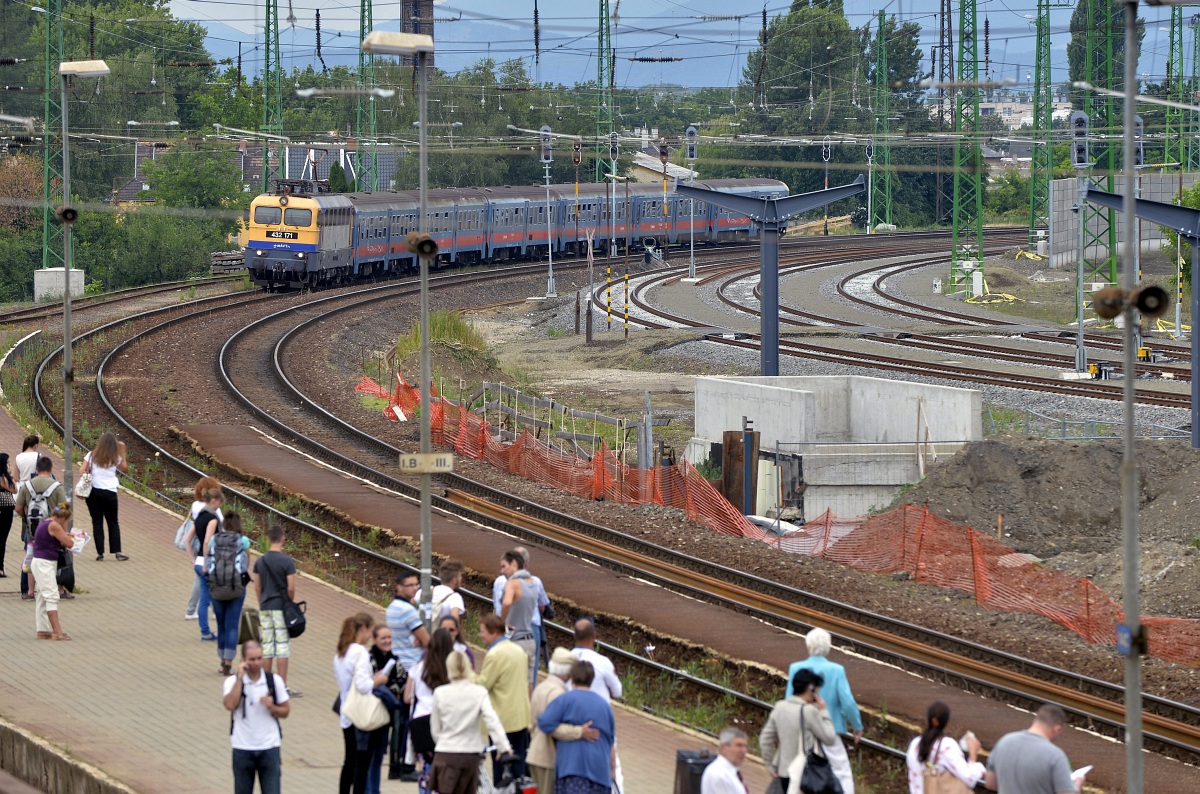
207,511,251,676
30,502,75,641
187,486,224,642
80,432,129,561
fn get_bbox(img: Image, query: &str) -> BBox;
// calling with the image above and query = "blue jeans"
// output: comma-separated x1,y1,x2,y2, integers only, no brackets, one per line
194,565,213,636
212,592,245,661
233,746,281,794
365,724,390,794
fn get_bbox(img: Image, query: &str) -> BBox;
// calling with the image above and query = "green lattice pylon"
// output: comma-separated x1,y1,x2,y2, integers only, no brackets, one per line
1165,7,1184,169
356,0,378,191
950,0,984,293
1081,0,1117,287
1188,14,1200,171
872,10,892,229
1028,0,1052,244
595,0,613,182
261,0,284,191
41,0,64,271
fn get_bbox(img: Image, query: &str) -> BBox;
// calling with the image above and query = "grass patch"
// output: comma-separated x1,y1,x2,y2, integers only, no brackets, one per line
393,310,488,361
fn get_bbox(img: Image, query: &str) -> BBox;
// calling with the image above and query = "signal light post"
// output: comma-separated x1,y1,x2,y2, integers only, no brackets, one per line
540,124,556,298
686,125,698,281
1071,110,1090,374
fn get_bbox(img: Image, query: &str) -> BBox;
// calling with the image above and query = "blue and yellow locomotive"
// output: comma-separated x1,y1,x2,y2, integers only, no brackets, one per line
244,177,789,290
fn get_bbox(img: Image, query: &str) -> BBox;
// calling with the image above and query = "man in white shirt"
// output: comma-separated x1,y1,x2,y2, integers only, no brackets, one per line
14,435,39,484
571,618,622,702
431,558,465,621
700,728,749,794
223,640,290,794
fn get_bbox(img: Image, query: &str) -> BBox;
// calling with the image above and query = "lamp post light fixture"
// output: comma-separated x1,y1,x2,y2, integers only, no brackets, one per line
58,59,110,505
361,30,439,630
296,86,395,99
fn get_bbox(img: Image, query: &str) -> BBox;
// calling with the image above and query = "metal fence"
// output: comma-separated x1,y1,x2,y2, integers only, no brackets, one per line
985,405,1189,440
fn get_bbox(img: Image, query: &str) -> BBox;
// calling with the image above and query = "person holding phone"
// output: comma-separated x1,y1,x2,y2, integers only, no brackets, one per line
367,626,406,794
779,668,837,794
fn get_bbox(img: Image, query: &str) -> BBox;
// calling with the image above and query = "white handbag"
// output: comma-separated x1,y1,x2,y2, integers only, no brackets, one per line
74,472,93,499
343,683,389,731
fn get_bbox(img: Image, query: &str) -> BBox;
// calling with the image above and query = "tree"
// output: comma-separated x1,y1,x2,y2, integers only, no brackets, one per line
0,153,44,232
140,146,245,213
328,162,350,193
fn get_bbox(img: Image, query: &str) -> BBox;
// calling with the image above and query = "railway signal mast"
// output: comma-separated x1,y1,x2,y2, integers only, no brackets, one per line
686,125,698,280
540,125,557,298
1071,110,1090,374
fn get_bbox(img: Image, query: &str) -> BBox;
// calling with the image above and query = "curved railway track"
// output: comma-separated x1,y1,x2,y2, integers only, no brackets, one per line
0,274,246,326
28,265,1198,765
619,245,1192,409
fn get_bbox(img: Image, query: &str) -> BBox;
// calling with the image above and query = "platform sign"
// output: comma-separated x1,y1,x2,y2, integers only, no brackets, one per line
399,452,455,474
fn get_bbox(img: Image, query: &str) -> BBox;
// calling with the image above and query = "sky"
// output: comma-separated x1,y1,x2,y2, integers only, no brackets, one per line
167,0,1188,90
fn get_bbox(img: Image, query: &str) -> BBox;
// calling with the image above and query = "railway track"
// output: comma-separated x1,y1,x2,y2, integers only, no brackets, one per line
620,245,1193,409
0,274,247,326
31,263,1196,766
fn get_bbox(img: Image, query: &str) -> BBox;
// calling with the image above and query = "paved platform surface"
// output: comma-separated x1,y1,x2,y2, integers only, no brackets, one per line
0,411,768,793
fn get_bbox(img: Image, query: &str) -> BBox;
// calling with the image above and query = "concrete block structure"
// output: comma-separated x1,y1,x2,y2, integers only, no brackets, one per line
33,267,85,302
685,376,982,520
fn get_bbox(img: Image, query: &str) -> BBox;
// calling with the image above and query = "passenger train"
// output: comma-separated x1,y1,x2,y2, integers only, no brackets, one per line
244,177,790,290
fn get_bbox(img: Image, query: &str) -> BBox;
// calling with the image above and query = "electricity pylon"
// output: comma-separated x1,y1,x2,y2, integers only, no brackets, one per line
872,10,892,230
950,0,984,293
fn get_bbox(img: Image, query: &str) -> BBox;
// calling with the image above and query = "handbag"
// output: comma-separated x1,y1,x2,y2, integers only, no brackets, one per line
765,777,785,794
74,472,93,499
239,606,262,644
0,484,14,508
56,546,75,592
798,706,843,794
344,682,390,731
922,740,973,794
282,598,307,638
174,515,194,551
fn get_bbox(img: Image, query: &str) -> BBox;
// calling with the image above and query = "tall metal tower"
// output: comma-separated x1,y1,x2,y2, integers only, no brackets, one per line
41,0,64,271
1028,0,1053,243
356,0,378,191
1191,15,1200,171
949,0,983,292
872,10,892,229
1165,7,1184,169
261,0,284,191
1081,0,1117,286
934,0,954,225
595,0,613,182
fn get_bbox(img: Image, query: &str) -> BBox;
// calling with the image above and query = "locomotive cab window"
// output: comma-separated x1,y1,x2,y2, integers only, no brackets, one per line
284,208,312,227
254,206,282,225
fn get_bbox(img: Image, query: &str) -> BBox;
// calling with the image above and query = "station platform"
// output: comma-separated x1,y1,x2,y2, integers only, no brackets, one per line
0,411,768,793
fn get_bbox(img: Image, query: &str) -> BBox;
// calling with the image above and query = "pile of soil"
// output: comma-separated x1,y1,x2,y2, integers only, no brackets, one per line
903,435,1200,617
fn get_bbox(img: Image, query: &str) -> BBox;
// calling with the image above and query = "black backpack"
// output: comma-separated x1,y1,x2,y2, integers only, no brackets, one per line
206,531,248,601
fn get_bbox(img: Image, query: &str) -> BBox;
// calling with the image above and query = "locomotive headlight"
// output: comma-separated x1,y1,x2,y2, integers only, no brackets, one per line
295,252,306,259
255,249,265,256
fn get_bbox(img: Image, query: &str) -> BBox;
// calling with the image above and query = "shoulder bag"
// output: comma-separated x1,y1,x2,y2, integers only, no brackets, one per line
922,739,973,794
343,668,390,731
74,472,93,499
799,705,843,794
56,545,75,592
266,555,307,638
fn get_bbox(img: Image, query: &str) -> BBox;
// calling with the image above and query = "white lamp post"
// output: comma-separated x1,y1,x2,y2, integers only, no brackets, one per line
58,59,110,504
362,30,437,628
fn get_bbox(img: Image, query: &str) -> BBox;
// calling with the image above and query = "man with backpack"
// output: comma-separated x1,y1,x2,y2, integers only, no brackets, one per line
223,639,290,794
208,512,251,676
15,456,64,601
252,525,298,696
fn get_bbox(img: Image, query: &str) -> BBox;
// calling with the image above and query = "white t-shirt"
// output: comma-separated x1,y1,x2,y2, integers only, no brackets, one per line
84,452,121,492
224,671,289,750
431,584,465,621
571,647,623,702
15,450,38,483
408,658,436,719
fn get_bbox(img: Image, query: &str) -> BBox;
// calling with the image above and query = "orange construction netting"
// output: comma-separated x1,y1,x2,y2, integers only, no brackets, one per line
356,375,766,542
773,504,1200,664
357,375,1199,664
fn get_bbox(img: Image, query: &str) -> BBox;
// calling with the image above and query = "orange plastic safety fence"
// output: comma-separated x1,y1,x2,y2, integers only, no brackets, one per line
358,376,763,541
773,504,1200,664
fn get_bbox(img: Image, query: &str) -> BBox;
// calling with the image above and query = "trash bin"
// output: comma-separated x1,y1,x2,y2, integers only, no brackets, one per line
674,749,716,794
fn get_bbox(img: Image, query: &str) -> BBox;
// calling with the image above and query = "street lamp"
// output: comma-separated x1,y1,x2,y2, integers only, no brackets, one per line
58,59,110,506
361,30,439,630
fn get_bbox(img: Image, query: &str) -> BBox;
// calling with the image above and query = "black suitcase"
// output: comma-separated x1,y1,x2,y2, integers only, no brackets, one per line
674,749,716,794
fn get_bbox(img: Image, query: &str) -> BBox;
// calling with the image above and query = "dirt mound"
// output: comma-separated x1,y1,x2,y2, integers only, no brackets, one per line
395,341,509,400
981,265,1028,290
900,434,1200,615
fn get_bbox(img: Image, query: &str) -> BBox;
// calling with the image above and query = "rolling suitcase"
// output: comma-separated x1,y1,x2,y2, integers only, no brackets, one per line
674,749,716,794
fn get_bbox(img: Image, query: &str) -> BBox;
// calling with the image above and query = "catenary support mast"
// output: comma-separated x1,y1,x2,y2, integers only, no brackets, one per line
357,0,378,191
950,0,984,293
872,10,892,230
261,0,284,190
41,0,64,270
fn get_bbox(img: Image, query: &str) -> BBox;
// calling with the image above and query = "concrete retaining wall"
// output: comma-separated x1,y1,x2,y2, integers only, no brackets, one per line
0,717,135,794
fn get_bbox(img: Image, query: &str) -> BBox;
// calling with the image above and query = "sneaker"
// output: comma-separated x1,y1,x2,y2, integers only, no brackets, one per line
20,593,33,601
185,612,199,620
201,633,218,642
286,688,303,698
